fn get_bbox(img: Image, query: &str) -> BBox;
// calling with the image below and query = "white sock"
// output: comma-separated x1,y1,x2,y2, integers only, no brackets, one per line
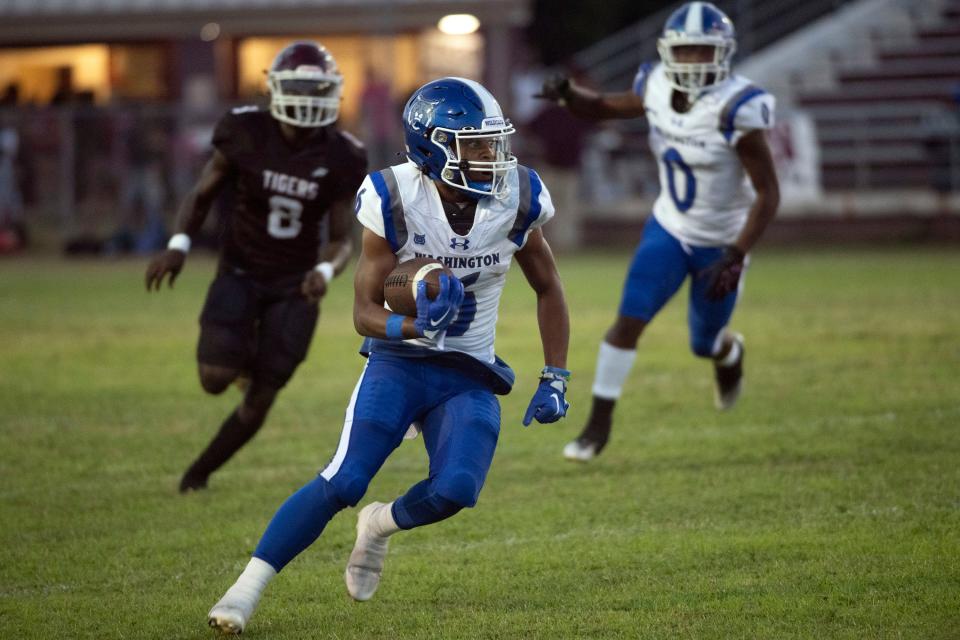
224,557,276,608
716,337,741,367
591,341,637,400
368,501,401,538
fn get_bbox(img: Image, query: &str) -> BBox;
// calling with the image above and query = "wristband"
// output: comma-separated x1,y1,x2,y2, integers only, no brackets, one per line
314,261,335,284
385,313,405,340
540,366,571,382
167,233,191,253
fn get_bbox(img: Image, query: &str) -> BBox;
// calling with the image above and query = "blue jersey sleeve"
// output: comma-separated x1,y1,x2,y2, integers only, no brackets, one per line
508,166,554,248
719,85,776,145
632,62,656,97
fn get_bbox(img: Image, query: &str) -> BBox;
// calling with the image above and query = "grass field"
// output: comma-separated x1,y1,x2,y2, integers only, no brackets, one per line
1,248,959,639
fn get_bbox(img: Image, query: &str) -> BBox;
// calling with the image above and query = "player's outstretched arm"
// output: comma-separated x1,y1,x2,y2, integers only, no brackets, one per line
515,228,571,425
537,73,645,121
352,230,463,341
144,149,233,291
301,194,355,303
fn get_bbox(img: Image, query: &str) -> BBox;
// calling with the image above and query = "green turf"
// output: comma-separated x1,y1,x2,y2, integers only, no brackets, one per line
1,248,958,639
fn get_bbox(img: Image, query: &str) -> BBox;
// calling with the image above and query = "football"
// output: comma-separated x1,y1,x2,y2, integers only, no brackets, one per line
383,257,450,316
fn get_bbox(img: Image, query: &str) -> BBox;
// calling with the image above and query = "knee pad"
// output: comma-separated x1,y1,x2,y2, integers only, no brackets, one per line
305,474,349,513
199,368,236,395
327,469,371,507
326,450,394,507
434,470,483,509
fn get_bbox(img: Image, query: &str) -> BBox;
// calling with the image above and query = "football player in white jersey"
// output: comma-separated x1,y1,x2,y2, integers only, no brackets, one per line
206,77,571,634
539,1,780,462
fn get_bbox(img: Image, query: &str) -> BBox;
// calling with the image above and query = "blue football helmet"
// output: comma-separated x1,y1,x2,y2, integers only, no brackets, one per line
403,77,517,199
657,2,737,94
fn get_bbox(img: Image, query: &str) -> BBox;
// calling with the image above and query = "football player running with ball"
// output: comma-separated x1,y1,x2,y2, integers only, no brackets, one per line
206,77,570,634
539,1,780,462
145,41,367,492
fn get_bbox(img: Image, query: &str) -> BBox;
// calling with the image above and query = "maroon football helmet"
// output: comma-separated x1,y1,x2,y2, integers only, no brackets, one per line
267,41,342,127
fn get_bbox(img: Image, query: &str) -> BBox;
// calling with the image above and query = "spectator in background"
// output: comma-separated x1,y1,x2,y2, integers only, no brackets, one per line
922,83,958,210
359,67,399,171
115,108,171,254
1,84,18,108
50,67,75,106
105,112,168,254
0,106,28,253
527,70,593,251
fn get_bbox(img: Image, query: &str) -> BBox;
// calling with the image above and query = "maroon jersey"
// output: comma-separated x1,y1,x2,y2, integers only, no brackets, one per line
212,106,367,277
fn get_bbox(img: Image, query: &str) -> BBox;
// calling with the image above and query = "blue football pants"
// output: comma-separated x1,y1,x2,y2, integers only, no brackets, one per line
252,352,501,571
619,215,743,357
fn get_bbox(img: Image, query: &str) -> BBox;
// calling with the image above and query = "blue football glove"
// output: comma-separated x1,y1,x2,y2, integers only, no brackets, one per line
413,273,465,340
522,366,571,426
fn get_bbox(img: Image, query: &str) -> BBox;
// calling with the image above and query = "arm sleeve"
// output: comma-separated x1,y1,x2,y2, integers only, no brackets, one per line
721,89,776,146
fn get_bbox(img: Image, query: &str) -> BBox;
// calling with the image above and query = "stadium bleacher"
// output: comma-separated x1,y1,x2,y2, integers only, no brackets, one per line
797,0,960,190
572,0,842,92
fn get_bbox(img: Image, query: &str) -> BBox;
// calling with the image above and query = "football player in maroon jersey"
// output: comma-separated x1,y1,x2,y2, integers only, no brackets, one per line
145,41,367,493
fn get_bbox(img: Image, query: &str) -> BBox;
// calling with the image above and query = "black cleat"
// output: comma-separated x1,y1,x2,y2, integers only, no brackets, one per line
713,333,744,410
178,471,208,494
563,421,612,462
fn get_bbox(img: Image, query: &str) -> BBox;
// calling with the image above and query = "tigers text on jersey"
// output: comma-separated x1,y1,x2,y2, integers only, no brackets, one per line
355,161,554,367
634,62,775,247
212,106,367,277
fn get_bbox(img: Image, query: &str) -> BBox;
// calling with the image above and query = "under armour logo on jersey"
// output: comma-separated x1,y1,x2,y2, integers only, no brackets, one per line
414,233,426,245
312,166,329,178
450,237,470,250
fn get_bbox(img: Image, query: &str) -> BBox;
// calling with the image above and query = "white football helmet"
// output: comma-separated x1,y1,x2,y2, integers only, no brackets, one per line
267,41,342,128
657,2,737,94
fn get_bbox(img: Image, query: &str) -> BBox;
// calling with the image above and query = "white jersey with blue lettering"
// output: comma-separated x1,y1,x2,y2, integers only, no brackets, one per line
355,161,554,365
633,62,775,247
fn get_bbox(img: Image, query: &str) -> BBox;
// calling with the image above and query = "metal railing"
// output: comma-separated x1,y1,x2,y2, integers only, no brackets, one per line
0,103,221,252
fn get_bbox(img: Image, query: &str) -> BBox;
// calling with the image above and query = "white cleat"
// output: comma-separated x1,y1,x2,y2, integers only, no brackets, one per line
563,438,600,462
345,502,391,602
208,603,247,635
207,585,260,635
